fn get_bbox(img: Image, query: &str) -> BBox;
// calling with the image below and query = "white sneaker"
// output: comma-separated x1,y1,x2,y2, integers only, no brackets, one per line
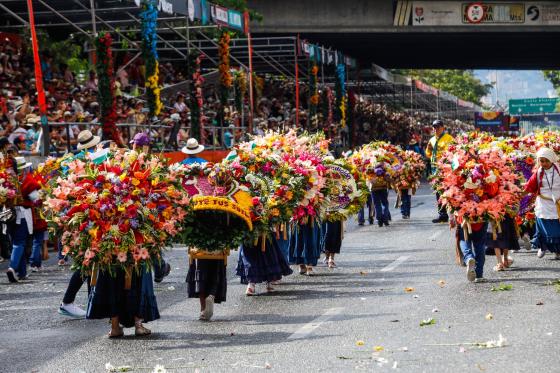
474,277,487,283
537,249,545,258
466,258,476,282
30,266,39,273
58,303,86,318
203,295,214,321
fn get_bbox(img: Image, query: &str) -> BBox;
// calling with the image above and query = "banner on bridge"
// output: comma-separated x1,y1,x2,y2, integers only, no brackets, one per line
394,1,560,26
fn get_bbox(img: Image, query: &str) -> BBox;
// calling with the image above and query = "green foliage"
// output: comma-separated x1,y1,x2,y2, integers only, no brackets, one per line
35,32,90,81
394,69,492,105
543,71,560,92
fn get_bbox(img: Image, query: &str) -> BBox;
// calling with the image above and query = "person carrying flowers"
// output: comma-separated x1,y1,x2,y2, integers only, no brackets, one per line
426,120,454,223
524,147,560,260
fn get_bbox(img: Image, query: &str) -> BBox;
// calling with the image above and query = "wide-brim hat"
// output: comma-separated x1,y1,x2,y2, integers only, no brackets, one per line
77,130,101,150
181,138,205,155
15,156,32,170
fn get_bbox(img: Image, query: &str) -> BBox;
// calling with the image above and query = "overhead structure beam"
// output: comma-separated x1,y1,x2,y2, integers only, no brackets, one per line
35,0,91,38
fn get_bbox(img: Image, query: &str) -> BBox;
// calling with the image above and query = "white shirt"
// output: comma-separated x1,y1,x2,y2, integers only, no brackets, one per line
535,167,560,219
15,206,33,234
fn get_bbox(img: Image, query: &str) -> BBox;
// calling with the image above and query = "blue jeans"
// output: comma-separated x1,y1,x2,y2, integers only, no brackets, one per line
372,189,391,223
30,231,46,268
458,224,488,278
10,219,31,278
358,192,373,223
400,190,411,217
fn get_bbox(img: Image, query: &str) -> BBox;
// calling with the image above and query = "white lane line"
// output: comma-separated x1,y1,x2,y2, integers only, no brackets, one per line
380,256,409,272
428,230,443,241
288,307,344,340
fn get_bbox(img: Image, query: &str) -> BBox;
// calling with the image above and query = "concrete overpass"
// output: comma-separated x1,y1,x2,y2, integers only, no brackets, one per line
247,0,560,69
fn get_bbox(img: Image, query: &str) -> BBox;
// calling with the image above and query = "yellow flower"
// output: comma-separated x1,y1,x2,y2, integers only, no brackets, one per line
131,178,140,186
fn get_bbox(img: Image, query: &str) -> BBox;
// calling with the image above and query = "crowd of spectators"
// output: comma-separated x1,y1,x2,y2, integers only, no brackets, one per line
0,34,474,157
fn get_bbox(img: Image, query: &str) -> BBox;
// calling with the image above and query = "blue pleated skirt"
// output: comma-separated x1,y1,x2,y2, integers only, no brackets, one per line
532,218,560,253
289,222,322,266
236,238,293,284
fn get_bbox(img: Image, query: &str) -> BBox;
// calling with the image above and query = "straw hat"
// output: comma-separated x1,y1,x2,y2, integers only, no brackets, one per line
15,156,32,170
76,130,101,150
181,138,205,155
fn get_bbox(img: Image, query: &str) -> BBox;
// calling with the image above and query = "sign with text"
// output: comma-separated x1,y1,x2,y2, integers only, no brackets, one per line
509,97,560,114
411,1,560,26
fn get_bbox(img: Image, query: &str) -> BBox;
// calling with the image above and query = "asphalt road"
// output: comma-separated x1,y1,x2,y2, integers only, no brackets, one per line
1,185,560,373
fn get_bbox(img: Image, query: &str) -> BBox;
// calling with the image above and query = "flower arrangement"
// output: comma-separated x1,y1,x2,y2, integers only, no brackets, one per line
336,64,347,128
94,32,121,146
172,162,253,252
309,64,320,118
141,0,163,116
0,170,16,205
432,144,523,232
218,32,232,117
234,69,247,113
323,158,369,222
189,54,205,142
393,150,426,191
350,141,403,190
43,150,191,276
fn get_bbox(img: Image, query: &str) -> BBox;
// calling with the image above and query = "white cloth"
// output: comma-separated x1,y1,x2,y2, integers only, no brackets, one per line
15,206,33,234
536,147,559,163
536,167,560,219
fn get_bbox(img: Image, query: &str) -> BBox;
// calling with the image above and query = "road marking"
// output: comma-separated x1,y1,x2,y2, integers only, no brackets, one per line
288,307,344,340
380,256,409,272
0,305,52,311
428,231,443,241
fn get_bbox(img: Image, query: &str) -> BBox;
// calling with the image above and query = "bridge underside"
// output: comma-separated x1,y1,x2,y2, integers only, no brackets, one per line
291,31,560,70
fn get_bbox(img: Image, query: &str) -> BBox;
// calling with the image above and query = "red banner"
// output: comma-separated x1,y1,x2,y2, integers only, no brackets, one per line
26,0,47,115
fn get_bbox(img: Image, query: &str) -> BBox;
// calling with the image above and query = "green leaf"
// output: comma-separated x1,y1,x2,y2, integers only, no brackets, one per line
490,284,513,292
420,318,436,327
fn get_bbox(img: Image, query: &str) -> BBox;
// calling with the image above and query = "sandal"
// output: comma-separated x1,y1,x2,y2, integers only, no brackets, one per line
299,265,307,275
493,263,505,272
135,323,151,337
265,283,275,293
328,260,337,269
245,283,256,296
199,311,208,321
305,266,314,276
504,258,514,268
108,327,124,338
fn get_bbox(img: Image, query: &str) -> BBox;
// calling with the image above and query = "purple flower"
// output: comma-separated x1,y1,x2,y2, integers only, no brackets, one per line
130,219,139,229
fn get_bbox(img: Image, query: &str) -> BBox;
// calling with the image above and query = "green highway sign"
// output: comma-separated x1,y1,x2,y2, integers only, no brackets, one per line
509,98,560,114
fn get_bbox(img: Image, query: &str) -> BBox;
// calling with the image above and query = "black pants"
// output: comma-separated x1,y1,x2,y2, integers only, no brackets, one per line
436,192,448,219
62,270,90,304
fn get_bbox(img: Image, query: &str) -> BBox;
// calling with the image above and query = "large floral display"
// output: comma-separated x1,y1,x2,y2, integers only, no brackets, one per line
42,150,190,276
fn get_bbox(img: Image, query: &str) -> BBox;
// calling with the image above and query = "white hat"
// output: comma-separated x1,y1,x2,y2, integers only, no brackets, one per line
76,130,101,150
536,147,558,163
181,138,205,155
170,113,181,121
15,156,32,170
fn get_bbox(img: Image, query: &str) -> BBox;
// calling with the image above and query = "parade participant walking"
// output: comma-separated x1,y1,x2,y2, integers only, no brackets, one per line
451,216,488,283
6,157,39,283
237,236,293,296
182,140,226,321
321,220,343,268
524,147,560,260
426,120,454,223
290,221,322,276
58,130,100,318
357,192,373,226
371,177,391,227
486,215,520,271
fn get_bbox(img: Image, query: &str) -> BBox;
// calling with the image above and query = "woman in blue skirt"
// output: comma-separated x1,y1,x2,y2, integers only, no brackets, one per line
525,147,560,260
87,265,159,338
289,221,322,275
237,236,293,295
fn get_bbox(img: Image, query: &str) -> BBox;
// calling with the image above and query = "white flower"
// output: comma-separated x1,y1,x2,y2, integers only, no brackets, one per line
105,363,115,372
152,365,167,373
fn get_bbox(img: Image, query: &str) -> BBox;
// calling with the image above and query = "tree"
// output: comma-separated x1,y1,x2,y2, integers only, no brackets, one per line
393,69,492,105
543,70,560,91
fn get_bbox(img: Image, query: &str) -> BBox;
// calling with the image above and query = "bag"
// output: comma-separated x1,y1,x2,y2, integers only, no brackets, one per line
32,207,48,232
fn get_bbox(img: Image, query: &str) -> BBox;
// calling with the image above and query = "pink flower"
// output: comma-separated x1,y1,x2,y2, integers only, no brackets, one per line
117,252,127,263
